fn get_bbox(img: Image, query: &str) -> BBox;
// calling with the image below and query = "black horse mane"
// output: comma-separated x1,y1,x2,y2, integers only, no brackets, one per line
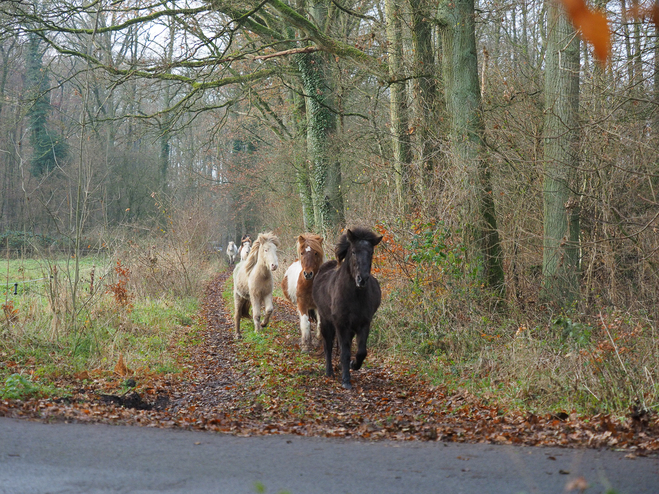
335,227,381,263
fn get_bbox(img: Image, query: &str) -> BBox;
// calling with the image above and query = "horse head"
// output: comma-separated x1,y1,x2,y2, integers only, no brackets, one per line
337,228,383,288
254,232,279,272
297,234,324,280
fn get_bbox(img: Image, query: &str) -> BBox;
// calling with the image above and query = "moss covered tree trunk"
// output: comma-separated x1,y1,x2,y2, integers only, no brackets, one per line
290,80,315,230
297,1,344,233
438,0,505,294
384,0,412,210
409,0,444,191
541,1,581,305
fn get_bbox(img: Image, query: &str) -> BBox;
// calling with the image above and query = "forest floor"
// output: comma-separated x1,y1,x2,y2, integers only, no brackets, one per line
1,273,658,455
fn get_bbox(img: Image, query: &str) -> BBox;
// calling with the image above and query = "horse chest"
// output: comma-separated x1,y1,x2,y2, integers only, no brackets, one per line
331,288,377,321
250,269,272,293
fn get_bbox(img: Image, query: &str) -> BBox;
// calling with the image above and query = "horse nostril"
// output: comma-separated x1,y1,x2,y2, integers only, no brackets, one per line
272,264,278,271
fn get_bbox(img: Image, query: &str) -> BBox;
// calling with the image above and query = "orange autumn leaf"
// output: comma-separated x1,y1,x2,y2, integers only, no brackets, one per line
561,0,611,65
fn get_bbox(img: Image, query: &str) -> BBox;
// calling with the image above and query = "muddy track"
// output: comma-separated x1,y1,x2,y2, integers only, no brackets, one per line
1,274,658,452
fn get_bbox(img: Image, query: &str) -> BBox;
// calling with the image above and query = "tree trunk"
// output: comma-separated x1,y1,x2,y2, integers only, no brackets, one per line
409,0,444,192
159,9,176,192
438,0,505,294
384,0,412,210
297,1,344,233
541,0,581,306
290,80,315,230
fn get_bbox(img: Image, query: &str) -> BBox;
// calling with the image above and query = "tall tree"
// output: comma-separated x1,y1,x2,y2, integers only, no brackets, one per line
25,33,67,176
289,0,344,232
409,0,443,191
385,0,412,209
438,0,505,293
541,0,580,305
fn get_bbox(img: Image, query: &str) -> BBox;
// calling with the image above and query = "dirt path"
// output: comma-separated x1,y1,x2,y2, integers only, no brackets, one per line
2,274,658,454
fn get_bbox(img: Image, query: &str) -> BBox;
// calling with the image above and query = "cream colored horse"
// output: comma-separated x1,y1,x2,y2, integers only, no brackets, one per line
232,232,280,338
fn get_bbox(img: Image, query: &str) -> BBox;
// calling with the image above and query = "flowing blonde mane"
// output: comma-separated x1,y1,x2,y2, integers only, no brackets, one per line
296,233,324,260
244,231,280,273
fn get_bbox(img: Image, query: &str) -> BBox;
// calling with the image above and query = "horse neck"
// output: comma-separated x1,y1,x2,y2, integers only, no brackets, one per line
338,251,355,280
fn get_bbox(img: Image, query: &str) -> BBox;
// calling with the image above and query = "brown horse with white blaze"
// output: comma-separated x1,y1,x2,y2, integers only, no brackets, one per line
282,233,324,351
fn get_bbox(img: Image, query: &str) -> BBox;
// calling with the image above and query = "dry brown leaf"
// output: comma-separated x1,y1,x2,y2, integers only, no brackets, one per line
114,354,129,377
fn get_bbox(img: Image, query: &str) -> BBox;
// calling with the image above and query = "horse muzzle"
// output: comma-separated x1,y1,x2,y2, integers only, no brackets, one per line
355,274,368,288
270,263,278,271
303,271,314,280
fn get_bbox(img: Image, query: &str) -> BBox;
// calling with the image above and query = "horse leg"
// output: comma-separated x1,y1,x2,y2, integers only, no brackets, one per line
299,311,312,352
351,326,369,371
321,320,335,378
234,294,244,338
339,335,353,390
251,296,262,333
261,292,274,328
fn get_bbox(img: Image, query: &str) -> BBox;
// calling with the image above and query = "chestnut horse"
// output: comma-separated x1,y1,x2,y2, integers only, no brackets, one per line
282,233,324,351
233,232,280,338
312,227,382,389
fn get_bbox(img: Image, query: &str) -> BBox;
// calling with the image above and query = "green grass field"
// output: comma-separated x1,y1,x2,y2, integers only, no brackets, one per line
1,256,109,299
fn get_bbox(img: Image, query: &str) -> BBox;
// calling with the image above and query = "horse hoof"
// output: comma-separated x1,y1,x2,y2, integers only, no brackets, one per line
342,382,352,390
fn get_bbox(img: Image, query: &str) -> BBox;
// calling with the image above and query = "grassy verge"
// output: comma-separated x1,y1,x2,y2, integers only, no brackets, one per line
0,249,219,401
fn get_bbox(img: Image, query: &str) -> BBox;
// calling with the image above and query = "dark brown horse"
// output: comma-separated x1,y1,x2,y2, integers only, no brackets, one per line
312,227,383,389
282,233,324,351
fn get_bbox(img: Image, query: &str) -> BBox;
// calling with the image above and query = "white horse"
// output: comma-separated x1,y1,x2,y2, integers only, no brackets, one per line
232,232,280,338
239,237,252,261
226,241,238,264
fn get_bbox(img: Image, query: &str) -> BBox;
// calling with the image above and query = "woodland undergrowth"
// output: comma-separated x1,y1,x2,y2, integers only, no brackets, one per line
370,220,659,418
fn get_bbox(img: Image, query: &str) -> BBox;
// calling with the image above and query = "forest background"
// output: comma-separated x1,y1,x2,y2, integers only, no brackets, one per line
0,0,658,418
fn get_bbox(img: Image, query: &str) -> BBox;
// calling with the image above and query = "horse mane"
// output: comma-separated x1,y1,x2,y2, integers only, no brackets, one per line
296,233,324,259
335,227,381,263
244,231,280,273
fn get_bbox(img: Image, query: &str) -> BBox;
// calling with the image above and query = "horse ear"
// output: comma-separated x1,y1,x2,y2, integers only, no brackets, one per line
373,235,383,246
346,229,355,242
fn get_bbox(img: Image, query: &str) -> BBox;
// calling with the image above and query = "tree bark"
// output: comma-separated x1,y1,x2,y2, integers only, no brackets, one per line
409,0,444,192
438,0,505,294
541,0,580,306
296,0,344,233
384,0,412,210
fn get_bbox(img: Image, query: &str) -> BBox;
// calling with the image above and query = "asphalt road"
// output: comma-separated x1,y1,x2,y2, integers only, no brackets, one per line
0,417,657,494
